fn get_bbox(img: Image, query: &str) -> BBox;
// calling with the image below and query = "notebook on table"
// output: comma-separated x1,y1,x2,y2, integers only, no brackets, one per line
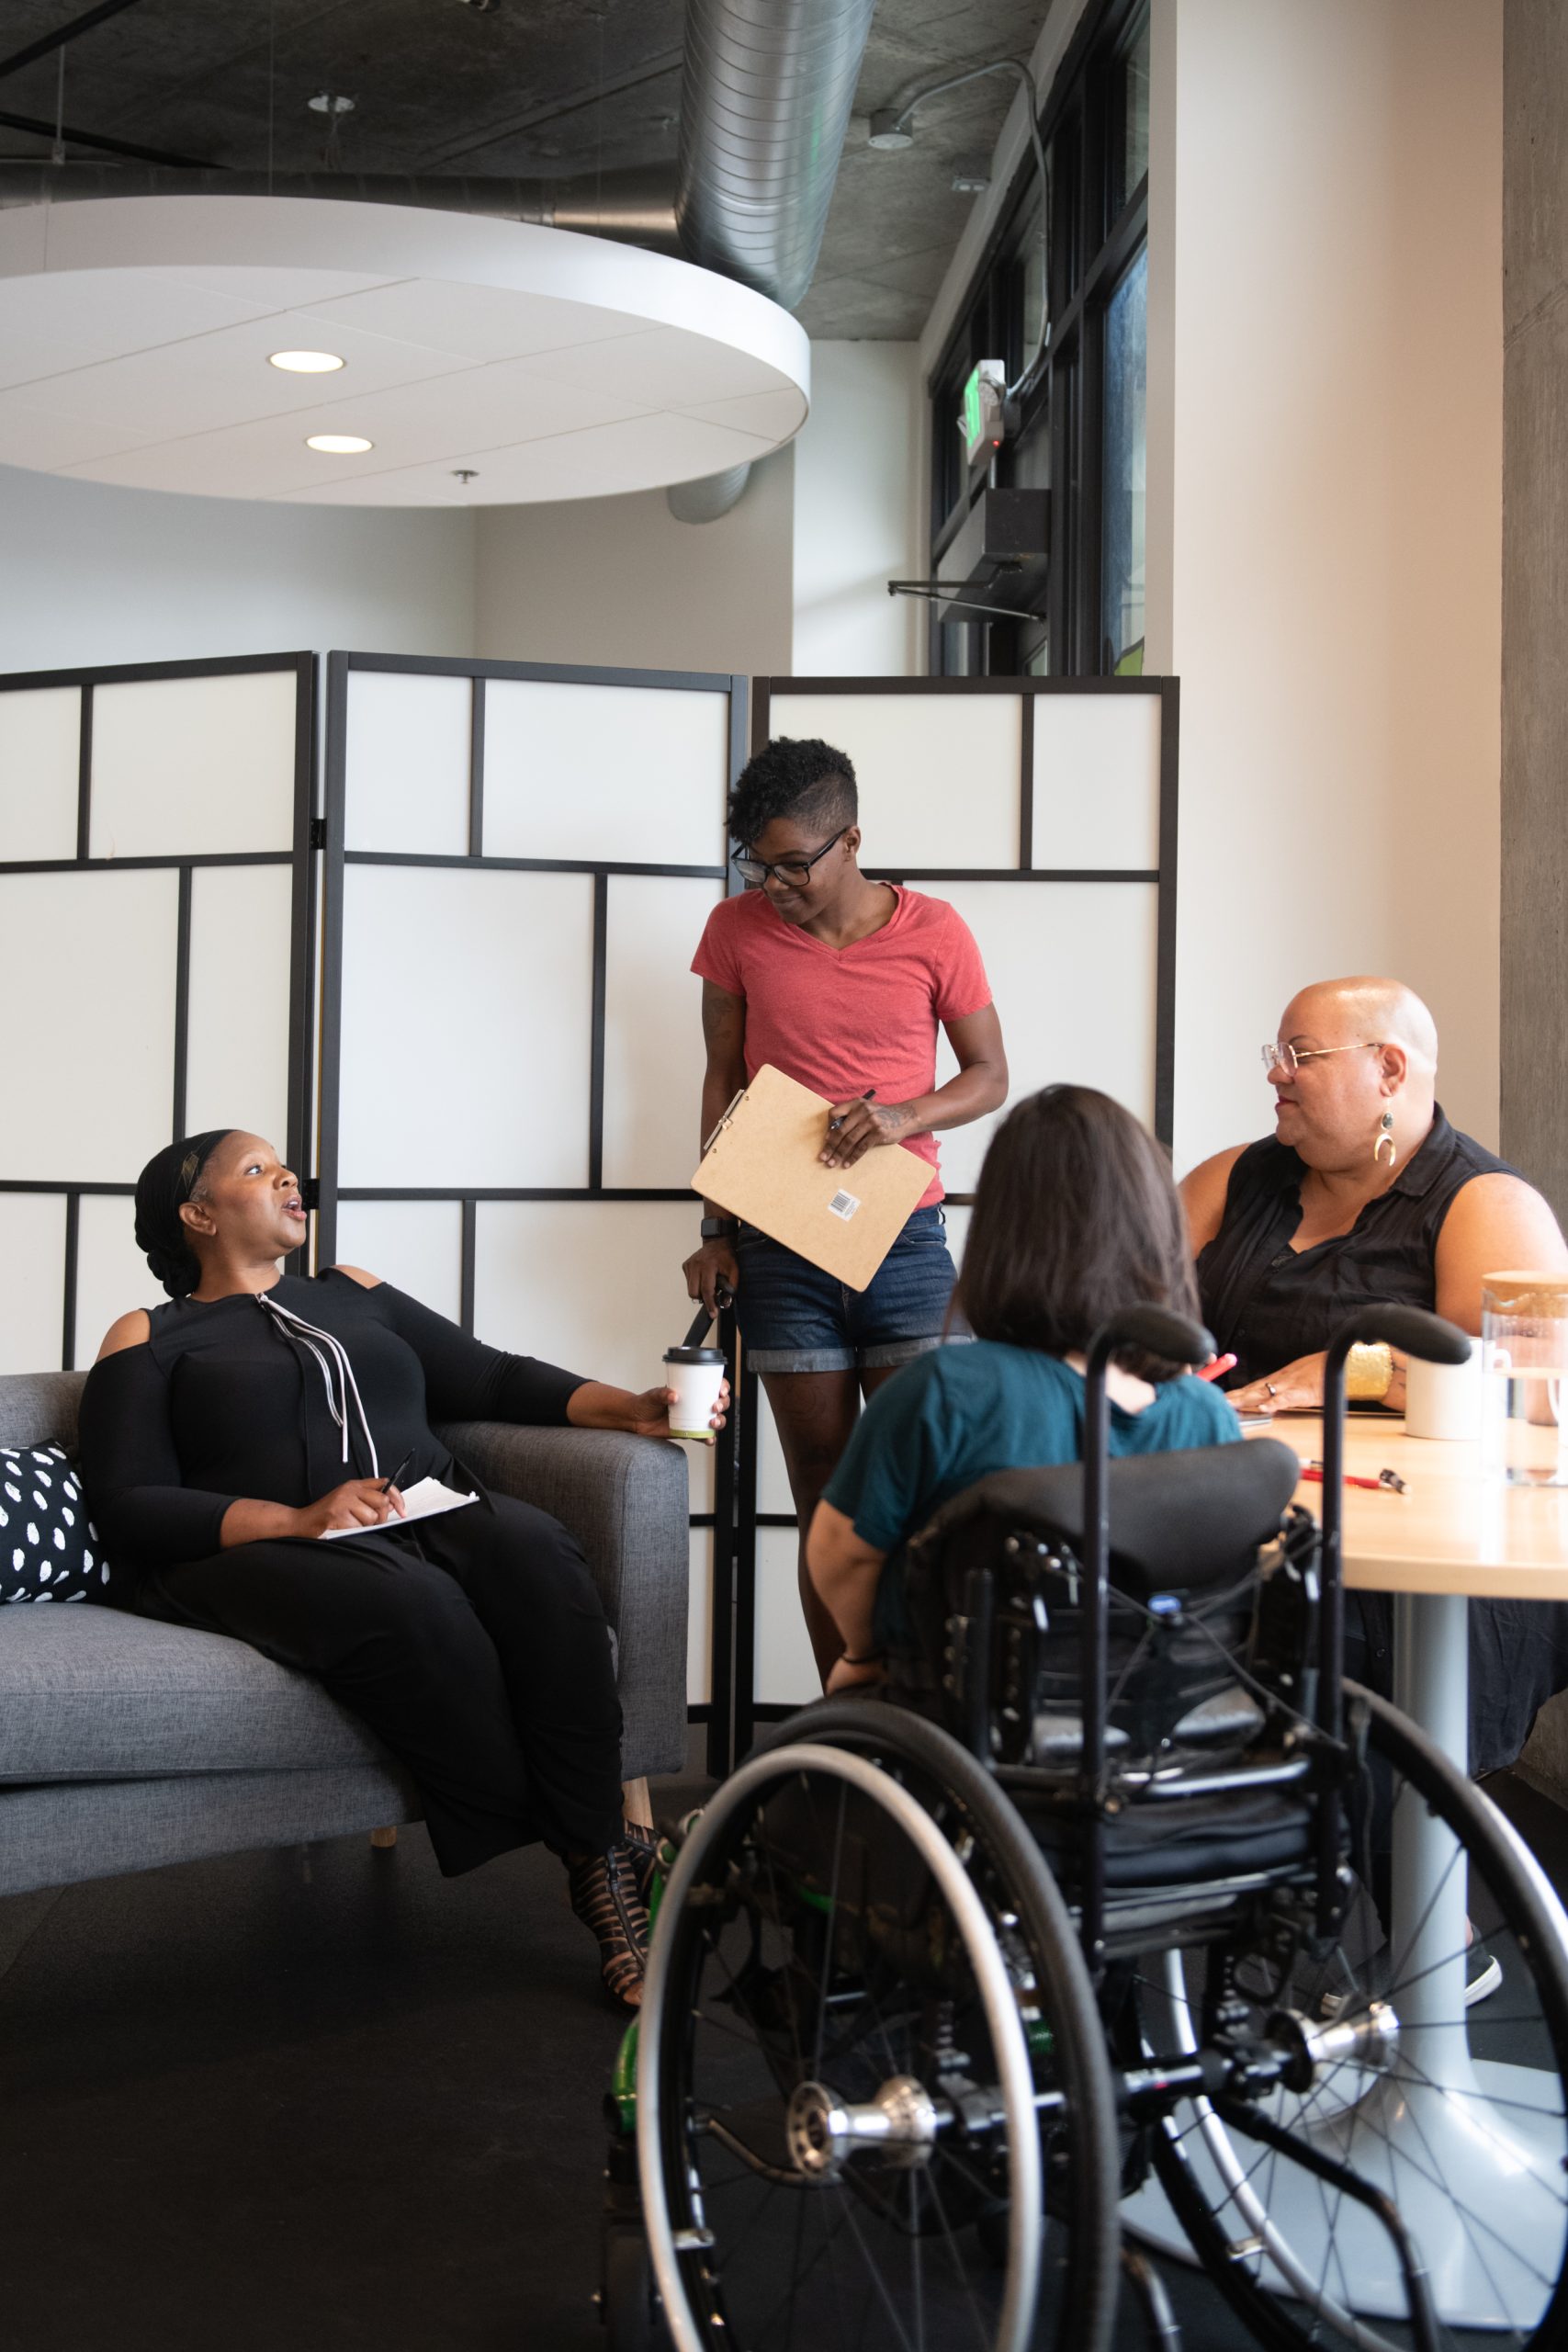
692,1063,932,1291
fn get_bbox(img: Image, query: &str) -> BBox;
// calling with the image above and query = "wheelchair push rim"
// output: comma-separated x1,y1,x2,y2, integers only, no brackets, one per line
636,1731,1113,2352
1122,1686,1568,2352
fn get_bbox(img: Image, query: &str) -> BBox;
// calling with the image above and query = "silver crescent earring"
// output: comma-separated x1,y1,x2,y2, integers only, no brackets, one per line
1374,1108,1396,1170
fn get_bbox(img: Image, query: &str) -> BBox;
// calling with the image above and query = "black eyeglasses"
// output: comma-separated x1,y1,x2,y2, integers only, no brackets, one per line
733,828,848,888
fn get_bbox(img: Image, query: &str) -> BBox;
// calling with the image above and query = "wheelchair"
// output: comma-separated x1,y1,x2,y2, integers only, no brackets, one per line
604,1305,1568,2352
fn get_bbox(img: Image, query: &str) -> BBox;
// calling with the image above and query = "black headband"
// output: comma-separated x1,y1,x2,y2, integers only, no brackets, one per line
133,1129,236,1299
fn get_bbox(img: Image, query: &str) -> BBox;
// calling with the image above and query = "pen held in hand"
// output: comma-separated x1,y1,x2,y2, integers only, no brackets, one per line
827,1086,876,1134
380,1449,415,1498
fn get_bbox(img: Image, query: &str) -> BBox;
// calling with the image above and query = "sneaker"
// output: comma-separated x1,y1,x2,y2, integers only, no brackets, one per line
1464,1938,1503,2007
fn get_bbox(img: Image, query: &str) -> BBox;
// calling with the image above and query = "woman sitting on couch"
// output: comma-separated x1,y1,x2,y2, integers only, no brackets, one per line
806,1085,1237,1689
78,1126,726,2012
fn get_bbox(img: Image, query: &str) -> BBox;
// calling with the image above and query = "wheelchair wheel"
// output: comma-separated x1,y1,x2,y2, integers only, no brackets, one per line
1127,1684,1568,2352
637,1702,1121,2352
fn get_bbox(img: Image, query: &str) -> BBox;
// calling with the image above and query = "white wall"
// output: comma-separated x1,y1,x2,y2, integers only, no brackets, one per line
792,343,920,676
473,449,794,679
1145,0,1504,1174
0,464,476,673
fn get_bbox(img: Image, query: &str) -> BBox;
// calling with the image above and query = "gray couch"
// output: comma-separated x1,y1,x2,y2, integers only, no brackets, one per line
0,1370,690,1899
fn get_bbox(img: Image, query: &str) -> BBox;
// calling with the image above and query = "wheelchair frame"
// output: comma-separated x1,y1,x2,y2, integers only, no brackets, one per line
604,1304,1568,2352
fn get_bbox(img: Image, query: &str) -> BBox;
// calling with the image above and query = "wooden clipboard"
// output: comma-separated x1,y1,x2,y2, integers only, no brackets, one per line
693,1063,931,1291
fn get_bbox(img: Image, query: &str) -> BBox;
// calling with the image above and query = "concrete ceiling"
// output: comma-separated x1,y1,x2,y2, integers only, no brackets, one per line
0,0,1051,341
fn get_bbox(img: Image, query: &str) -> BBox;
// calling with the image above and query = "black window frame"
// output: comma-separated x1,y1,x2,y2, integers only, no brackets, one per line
928,0,1150,680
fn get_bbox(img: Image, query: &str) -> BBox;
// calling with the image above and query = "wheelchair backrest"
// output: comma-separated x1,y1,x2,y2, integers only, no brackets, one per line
910,1439,1303,1602
896,1439,1308,1764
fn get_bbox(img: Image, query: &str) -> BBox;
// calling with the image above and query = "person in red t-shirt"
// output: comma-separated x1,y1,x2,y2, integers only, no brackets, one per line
683,736,1009,1680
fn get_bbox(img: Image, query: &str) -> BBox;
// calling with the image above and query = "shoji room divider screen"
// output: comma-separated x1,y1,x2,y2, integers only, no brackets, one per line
2,649,1175,1775
0,652,315,1375
314,651,748,1748
736,675,1179,1757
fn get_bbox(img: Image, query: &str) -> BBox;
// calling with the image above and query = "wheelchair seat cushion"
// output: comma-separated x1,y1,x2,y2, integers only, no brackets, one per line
1022,1782,1314,1889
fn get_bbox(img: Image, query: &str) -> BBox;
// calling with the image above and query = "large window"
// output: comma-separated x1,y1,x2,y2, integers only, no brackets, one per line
927,0,1150,679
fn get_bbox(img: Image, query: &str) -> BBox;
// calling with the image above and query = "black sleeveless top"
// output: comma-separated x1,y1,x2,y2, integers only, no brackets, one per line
1196,1106,1515,1388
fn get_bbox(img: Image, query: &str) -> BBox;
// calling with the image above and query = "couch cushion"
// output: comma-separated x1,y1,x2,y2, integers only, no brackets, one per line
0,1371,85,1457
0,1606,395,1781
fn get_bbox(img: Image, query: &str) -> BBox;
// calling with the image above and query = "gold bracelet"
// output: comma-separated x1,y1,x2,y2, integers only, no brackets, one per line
1345,1340,1393,1402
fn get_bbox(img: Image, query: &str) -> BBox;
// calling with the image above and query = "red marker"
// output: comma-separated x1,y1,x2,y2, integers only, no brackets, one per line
1197,1352,1237,1383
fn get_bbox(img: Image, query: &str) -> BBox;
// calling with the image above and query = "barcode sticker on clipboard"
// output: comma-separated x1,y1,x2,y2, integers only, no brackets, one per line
827,1190,861,1220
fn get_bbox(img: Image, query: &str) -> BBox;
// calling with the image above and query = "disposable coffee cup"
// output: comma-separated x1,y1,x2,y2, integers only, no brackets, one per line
1404,1335,1482,1442
664,1346,727,1442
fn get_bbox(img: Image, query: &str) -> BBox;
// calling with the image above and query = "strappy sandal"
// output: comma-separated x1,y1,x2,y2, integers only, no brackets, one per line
566,1843,649,2011
621,1817,661,1909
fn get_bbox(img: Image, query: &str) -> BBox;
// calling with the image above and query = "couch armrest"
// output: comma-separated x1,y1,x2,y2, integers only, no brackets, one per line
435,1422,689,1780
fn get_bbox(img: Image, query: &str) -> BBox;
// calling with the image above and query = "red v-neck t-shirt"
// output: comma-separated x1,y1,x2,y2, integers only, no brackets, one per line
691,885,991,1208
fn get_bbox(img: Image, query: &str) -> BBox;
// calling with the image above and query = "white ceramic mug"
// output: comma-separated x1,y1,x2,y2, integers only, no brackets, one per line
663,1345,727,1442
1404,1335,1482,1442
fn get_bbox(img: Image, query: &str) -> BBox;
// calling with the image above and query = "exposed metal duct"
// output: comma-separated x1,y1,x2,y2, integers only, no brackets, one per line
2,0,878,522
676,0,877,311
0,163,680,250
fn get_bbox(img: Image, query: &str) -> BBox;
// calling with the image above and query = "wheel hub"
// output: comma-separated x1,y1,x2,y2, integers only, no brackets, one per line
784,2075,939,2181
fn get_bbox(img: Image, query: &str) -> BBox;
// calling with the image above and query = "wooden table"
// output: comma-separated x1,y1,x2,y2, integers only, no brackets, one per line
1264,1410,1568,1605
1123,1414,1568,2328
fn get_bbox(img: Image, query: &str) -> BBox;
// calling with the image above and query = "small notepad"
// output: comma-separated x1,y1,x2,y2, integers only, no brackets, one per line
319,1477,478,1541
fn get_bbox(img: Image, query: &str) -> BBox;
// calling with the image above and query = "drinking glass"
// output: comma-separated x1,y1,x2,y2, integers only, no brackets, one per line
1482,1272,1568,1485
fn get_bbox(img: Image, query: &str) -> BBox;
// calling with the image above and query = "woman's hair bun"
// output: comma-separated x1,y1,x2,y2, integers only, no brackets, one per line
133,1130,236,1300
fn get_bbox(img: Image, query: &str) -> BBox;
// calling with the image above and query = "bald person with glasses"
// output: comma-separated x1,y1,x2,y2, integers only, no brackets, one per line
1182,976,1568,1417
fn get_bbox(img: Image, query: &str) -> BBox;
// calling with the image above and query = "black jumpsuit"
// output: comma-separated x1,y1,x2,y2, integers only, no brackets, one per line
77,1272,624,1873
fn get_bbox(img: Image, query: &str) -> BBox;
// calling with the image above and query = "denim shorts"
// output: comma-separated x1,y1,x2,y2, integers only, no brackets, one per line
734,1205,961,1374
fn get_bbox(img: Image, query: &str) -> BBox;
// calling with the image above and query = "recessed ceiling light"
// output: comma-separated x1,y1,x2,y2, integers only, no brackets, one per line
270,349,344,374
306,434,373,454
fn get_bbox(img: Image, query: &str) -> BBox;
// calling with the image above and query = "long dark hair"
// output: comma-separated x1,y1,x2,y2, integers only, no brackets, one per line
956,1085,1198,1372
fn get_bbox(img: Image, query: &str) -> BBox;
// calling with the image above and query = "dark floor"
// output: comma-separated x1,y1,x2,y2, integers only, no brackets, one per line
4,1758,1567,2352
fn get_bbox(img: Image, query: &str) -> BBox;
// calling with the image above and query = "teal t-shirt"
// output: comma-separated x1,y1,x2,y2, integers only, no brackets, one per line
824,1340,1242,1559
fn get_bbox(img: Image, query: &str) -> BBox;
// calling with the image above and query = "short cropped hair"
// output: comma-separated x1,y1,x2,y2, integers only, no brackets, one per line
957,1085,1199,1374
727,737,857,846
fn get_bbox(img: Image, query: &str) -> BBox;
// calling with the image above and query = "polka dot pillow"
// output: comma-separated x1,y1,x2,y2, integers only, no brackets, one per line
2,1445,110,1604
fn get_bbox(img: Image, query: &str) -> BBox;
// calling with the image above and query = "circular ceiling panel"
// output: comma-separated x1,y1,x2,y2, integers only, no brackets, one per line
0,196,810,504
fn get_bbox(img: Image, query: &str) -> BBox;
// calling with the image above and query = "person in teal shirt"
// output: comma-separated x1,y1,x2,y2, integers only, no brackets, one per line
807,1085,1240,1690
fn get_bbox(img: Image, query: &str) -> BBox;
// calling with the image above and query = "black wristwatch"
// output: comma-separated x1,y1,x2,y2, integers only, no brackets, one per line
700,1216,738,1239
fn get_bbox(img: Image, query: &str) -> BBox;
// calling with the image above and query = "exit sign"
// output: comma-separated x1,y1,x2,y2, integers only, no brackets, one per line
959,360,1007,465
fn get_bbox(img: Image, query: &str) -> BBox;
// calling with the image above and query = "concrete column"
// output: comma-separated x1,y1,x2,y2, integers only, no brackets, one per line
1503,1,1568,1217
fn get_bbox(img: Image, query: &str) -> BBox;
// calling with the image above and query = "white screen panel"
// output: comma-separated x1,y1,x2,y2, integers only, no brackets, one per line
0,869,176,1182
943,1204,972,1272
185,863,294,1151
754,1524,819,1708
933,881,1160,1196
767,693,1021,871
0,687,79,862
1032,693,1161,871
602,875,724,1190
0,1194,66,1374
482,681,728,866
344,670,472,856
475,1198,711,1408
688,1527,714,1706
332,1200,463,1325
338,865,593,1189
89,670,298,858
73,1191,154,1370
